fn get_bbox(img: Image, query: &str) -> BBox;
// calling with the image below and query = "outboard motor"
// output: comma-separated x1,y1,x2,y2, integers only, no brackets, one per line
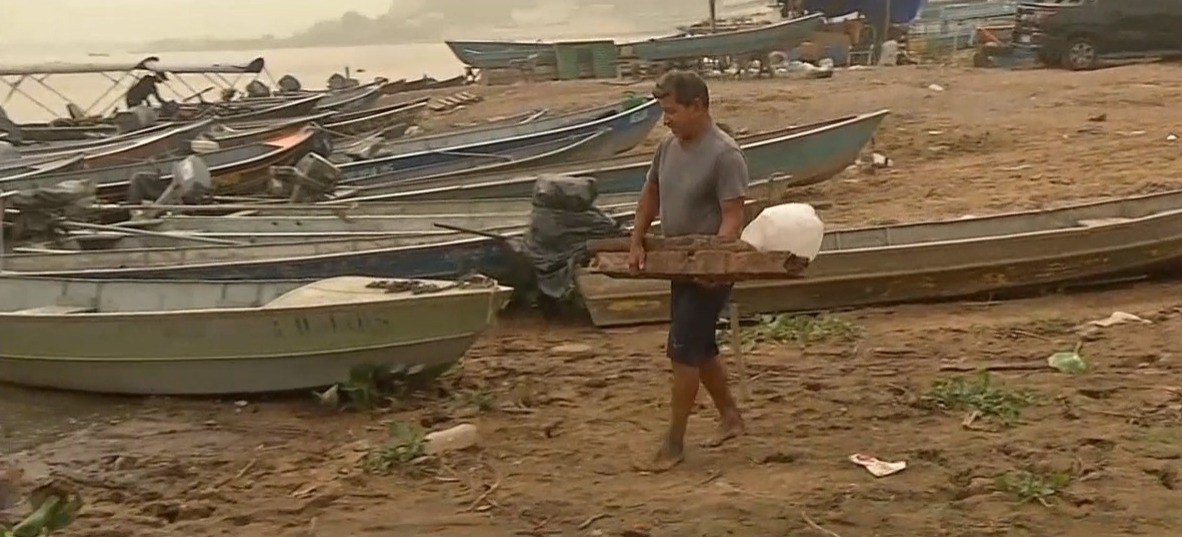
326,73,348,90
0,105,20,144
277,74,302,93
518,174,626,306
0,140,18,162
245,80,271,98
309,128,334,158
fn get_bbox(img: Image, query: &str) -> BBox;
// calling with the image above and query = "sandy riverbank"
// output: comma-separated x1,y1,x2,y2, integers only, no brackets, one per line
5,62,1182,536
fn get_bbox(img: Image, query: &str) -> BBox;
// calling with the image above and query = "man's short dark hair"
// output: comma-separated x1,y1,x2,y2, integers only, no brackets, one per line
652,70,710,108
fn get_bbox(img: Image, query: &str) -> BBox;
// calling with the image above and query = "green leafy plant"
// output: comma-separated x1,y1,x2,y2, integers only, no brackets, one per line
926,371,1038,425
362,422,427,475
995,470,1071,506
2,483,83,537
722,314,861,347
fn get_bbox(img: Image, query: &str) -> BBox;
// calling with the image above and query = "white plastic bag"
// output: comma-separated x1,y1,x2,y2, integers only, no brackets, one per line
740,203,825,260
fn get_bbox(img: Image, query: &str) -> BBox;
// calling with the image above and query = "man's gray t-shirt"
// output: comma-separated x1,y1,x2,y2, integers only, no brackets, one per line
645,124,750,237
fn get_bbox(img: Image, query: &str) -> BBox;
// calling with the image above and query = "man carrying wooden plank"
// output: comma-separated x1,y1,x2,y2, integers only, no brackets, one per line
628,70,749,471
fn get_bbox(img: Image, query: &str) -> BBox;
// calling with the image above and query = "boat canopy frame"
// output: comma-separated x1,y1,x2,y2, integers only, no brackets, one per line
0,56,270,119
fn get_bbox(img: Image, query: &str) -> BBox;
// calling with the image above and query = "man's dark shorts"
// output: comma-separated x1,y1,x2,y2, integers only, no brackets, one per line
667,280,733,366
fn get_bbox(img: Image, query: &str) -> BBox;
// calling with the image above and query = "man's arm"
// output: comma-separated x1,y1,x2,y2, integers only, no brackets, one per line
630,144,663,247
715,147,750,240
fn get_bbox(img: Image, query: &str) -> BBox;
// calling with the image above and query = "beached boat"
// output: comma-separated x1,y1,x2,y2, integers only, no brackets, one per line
338,99,661,185
126,190,640,245
0,177,786,280
342,130,616,191
11,121,214,169
370,98,650,158
322,97,430,124
0,275,510,394
16,124,117,143
0,154,86,183
98,188,652,220
620,13,825,61
392,74,468,92
346,109,889,202
78,120,213,168
54,189,659,250
214,98,428,142
96,213,536,247
321,100,429,137
576,188,1182,326
5,127,321,199
314,83,384,112
211,94,324,123
444,40,556,69
15,122,176,156
196,114,334,151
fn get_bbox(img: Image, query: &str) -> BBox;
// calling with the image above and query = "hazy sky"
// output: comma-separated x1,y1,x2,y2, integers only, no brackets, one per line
2,0,394,45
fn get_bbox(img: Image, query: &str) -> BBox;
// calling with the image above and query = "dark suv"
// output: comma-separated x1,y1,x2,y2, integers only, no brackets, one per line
1013,0,1182,70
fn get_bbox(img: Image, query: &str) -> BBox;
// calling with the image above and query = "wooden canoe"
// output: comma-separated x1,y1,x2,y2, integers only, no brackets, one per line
576,189,1182,326
0,275,510,395
337,99,661,184
345,109,889,202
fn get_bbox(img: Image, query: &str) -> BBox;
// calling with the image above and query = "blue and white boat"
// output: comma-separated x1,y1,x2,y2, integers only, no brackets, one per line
337,98,661,186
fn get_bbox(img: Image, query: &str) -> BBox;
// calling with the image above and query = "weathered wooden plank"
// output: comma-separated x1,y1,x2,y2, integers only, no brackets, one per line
588,235,757,253
587,234,809,281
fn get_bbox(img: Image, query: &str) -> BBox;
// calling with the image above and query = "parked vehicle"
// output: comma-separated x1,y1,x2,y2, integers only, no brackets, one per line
1012,0,1182,70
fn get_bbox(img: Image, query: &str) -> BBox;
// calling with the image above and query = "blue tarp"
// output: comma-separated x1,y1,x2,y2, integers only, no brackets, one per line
801,0,928,24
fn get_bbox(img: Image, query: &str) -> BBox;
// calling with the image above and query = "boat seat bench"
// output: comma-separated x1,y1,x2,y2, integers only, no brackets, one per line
10,305,97,315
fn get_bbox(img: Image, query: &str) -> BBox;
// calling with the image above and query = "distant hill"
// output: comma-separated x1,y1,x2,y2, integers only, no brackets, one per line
146,0,571,51
142,0,764,52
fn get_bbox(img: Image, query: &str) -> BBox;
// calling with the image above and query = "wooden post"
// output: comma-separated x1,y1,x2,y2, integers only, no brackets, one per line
728,302,749,401
880,0,893,63
708,0,718,34
0,190,6,273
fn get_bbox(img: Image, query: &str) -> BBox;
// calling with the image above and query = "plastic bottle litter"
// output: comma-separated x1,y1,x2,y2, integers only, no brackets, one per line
740,203,825,260
1048,351,1087,374
849,453,907,477
423,423,480,454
